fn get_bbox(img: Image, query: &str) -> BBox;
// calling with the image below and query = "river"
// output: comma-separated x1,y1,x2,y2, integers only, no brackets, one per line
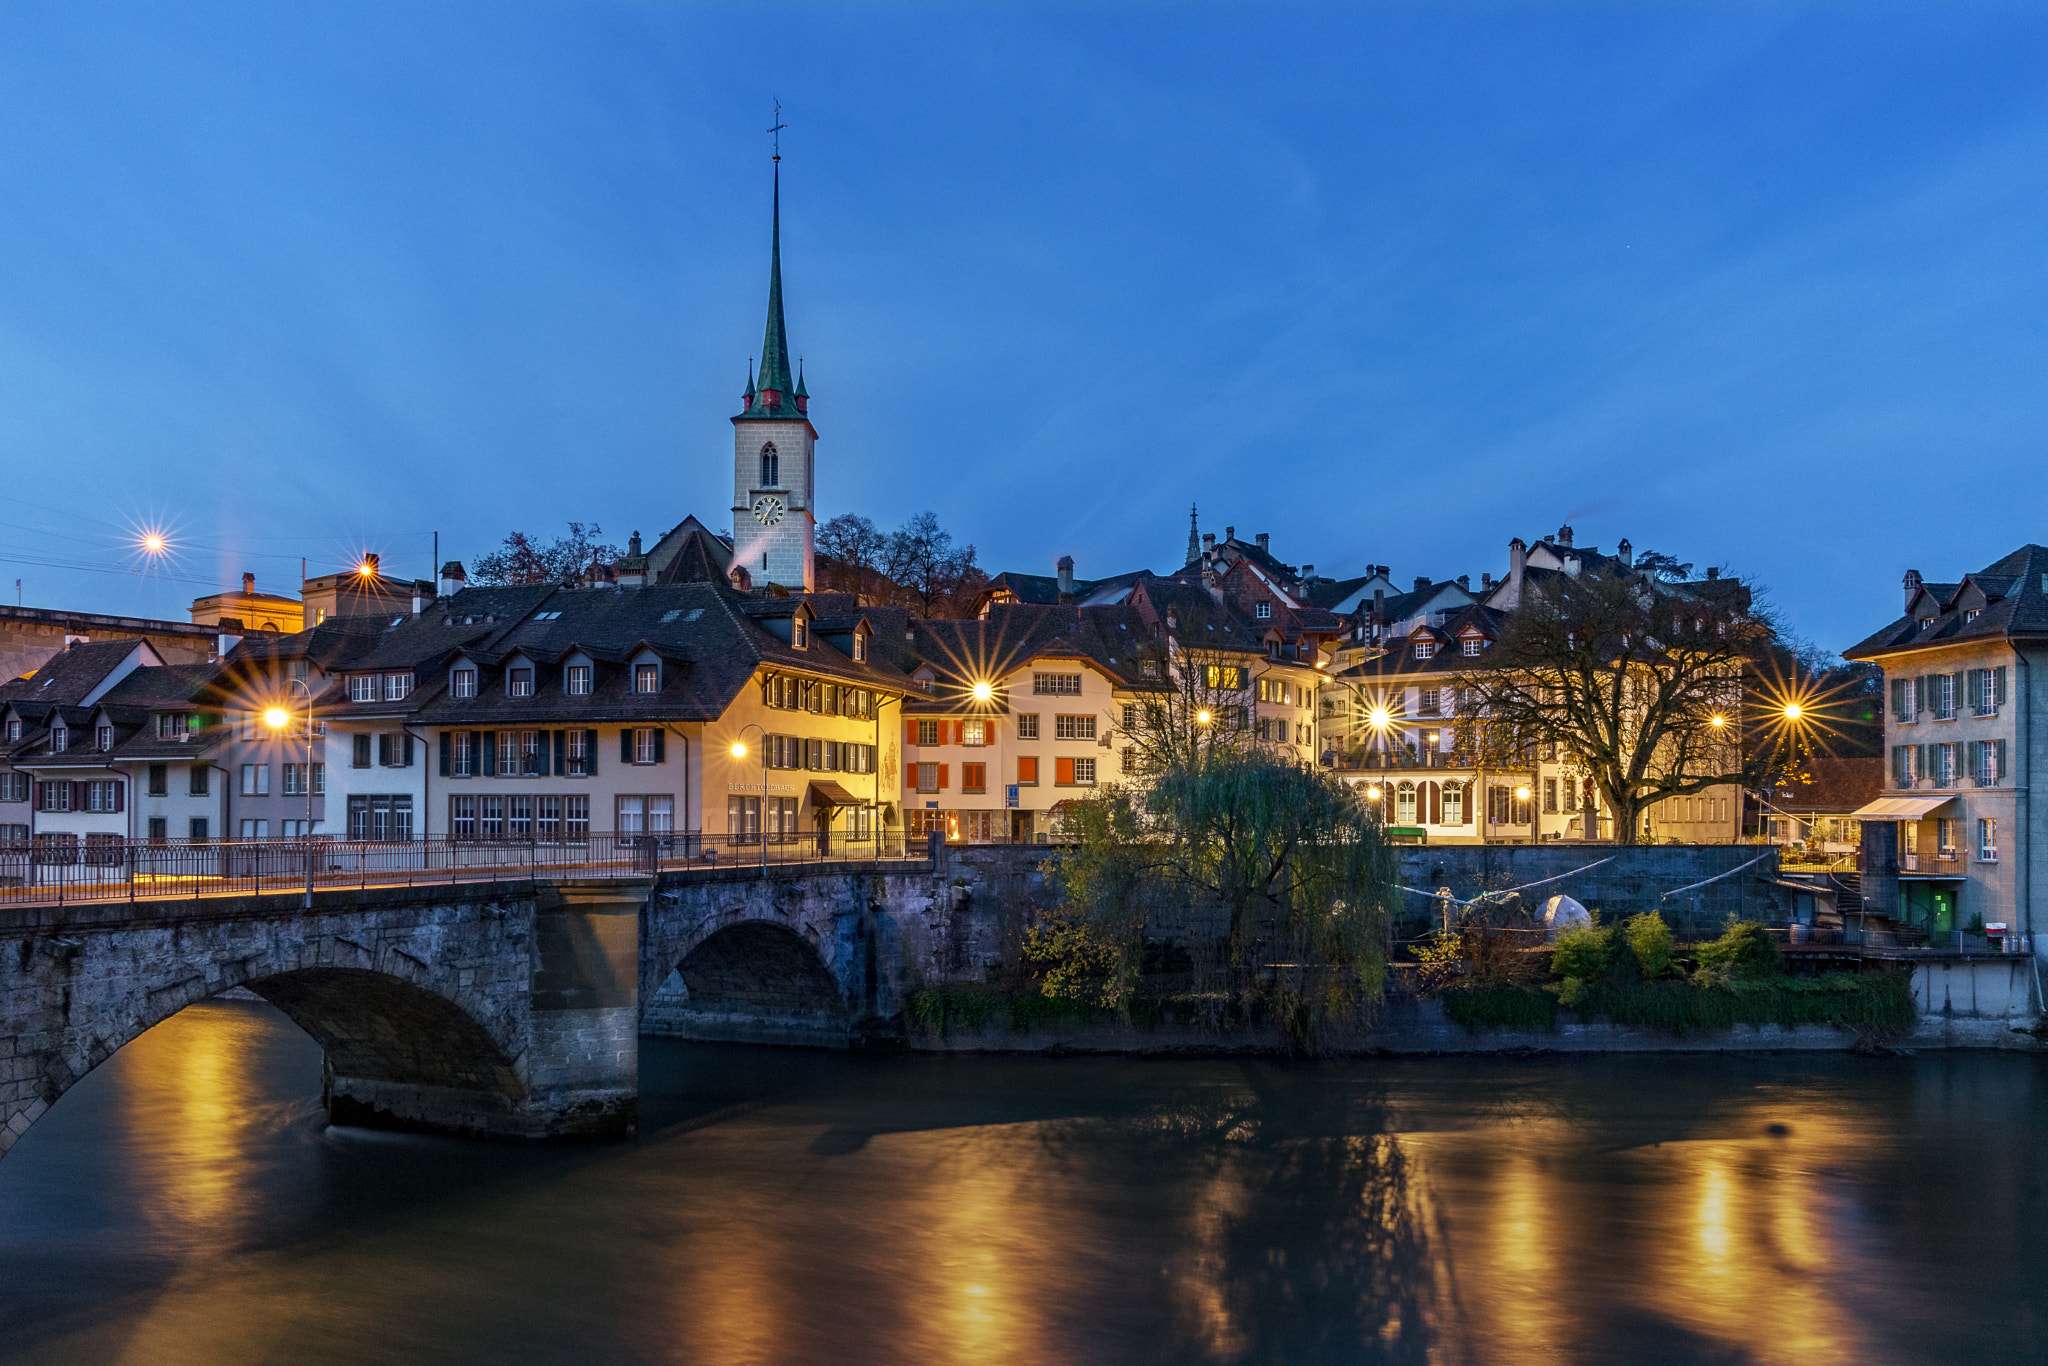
1,998,2044,1365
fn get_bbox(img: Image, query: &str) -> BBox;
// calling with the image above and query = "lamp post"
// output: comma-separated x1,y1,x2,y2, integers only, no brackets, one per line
731,723,769,876
263,677,315,908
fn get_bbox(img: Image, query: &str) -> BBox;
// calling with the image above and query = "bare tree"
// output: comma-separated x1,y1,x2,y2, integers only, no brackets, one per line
1116,640,1257,776
1452,565,1796,845
881,511,987,618
815,513,886,600
471,522,622,586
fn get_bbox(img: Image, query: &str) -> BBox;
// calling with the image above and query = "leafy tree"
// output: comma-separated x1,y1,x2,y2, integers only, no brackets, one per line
881,510,987,618
1631,550,1694,582
1454,564,1796,845
1053,751,1396,1052
815,513,886,600
470,522,622,586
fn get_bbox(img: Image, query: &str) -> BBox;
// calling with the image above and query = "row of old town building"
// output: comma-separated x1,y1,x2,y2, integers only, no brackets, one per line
2,167,2041,957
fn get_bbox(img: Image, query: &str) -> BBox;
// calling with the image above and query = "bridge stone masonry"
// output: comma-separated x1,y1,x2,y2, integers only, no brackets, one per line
0,850,1044,1160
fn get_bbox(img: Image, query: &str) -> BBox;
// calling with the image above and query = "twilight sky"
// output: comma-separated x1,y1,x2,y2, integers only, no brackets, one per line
2,2,2045,651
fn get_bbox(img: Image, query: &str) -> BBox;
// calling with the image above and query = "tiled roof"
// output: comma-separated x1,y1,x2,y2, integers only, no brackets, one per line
903,603,1162,712
0,638,151,704
1844,544,2048,660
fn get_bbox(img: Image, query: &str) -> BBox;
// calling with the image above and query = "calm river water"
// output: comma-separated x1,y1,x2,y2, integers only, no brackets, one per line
2,999,2045,1365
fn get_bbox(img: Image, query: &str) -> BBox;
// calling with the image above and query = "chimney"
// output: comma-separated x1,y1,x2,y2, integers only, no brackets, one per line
1414,576,1429,593
1509,538,1527,577
241,572,255,596
1705,567,1719,581
1224,525,1235,543
1255,532,1269,553
1373,587,1386,621
362,552,381,577
1903,568,1922,611
1456,574,1470,590
1556,525,1573,548
411,589,425,615
1480,571,1493,590
1056,554,1076,601
629,531,643,557
1564,555,1581,579
1617,538,1633,568
1301,564,1314,579
440,560,467,597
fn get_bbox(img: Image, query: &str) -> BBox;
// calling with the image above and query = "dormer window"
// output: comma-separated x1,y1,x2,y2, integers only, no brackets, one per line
452,668,477,699
96,724,113,752
348,675,378,703
634,663,660,694
1414,642,1435,660
1966,609,1981,624
4,718,18,741
157,713,189,740
852,632,867,663
1255,602,1272,620
566,665,592,696
1462,639,1484,657
384,672,412,701
793,619,808,649
508,667,534,698
50,725,68,752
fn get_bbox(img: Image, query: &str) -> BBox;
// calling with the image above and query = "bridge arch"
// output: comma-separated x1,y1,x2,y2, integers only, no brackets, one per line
644,920,851,1047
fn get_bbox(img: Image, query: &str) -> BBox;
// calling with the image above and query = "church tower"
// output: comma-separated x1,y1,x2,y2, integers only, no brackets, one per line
730,152,816,592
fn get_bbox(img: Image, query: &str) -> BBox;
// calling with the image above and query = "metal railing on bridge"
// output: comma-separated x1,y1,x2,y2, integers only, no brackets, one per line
0,831,930,908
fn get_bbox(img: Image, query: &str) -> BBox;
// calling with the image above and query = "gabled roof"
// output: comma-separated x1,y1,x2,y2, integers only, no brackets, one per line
0,638,162,707
1844,544,2048,660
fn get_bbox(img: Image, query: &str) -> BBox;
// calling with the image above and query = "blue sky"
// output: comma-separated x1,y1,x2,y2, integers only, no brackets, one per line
2,2,2045,650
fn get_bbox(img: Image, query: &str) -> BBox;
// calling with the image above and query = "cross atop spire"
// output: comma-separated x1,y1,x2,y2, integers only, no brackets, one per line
752,138,796,406
1186,504,1200,565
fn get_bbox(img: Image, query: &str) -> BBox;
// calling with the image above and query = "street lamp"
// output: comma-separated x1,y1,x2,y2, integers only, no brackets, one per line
264,678,315,908
971,680,993,702
731,723,769,875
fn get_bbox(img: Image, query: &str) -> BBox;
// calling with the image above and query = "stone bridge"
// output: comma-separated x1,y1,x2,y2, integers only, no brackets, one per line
0,848,1052,1160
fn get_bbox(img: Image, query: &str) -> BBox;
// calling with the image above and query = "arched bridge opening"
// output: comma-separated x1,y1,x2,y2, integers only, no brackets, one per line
644,922,851,1047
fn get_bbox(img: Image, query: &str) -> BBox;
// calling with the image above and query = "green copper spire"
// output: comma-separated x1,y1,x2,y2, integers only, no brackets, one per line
745,359,756,402
756,160,795,399
794,357,807,400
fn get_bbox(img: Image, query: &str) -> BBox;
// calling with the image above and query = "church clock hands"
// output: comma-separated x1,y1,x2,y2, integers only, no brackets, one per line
751,494,786,526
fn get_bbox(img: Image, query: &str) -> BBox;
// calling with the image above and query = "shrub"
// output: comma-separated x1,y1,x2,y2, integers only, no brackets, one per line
1626,913,1675,979
1694,920,1782,981
1445,983,1557,1031
1550,923,1612,982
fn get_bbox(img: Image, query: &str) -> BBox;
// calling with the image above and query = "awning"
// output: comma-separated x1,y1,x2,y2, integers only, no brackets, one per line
808,781,860,806
1850,796,1955,819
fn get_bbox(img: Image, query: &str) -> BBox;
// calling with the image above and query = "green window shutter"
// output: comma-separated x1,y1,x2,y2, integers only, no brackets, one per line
1952,673,1964,713
439,732,451,776
403,734,415,767
552,730,564,776
482,731,496,777
621,729,633,763
585,729,599,775
1997,738,2008,782
1912,676,1924,714
1965,670,1981,713
653,729,666,763
1995,665,2008,707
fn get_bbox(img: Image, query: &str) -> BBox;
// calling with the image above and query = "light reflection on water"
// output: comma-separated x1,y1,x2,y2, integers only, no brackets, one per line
1,999,2045,1365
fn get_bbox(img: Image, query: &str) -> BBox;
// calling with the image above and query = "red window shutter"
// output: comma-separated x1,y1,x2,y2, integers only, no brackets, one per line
953,720,964,746
938,763,949,789
1018,756,1038,783
72,782,87,812
905,719,916,748
1056,757,1075,785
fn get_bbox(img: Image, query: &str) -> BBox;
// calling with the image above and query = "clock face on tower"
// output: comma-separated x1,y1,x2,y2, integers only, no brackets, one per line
751,494,787,527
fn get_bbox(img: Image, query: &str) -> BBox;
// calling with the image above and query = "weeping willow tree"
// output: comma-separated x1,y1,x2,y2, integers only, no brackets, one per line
1046,750,1397,1052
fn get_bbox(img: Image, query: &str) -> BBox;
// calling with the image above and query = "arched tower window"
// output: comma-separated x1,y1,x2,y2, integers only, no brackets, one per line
760,442,779,489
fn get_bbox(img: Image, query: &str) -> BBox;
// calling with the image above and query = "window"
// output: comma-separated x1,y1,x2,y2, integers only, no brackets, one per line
37,781,71,813
916,762,941,793
452,668,477,699
509,667,533,697
1891,744,1919,788
793,619,808,649
1122,704,1136,728
726,795,761,841
1073,757,1096,784
521,730,545,776
239,819,270,839
1418,689,1440,716
1141,659,1160,678
566,664,592,696
283,763,326,795
349,734,369,768
240,763,270,796
1892,678,1915,723
1936,818,1958,857
917,719,942,747
189,817,209,840
1979,817,1998,862
384,673,412,701
479,796,506,839
4,718,18,741
450,795,477,839
963,719,986,746
1933,743,1958,789
348,675,378,703
566,729,590,776
1033,672,1083,695
1203,665,1244,691
633,728,661,764
509,795,533,839
1255,602,1271,619
189,765,209,797
50,725,68,752
156,713,188,740
1967,666,2009,717
635,663,660,694
148,764,168,797
962,762,987,793
760,442,779,487
1017,714,1039,740
1413,642,1435,660
0,773,27,802
497,731,519,774
451,731,477,778
853,633,867,663
148,816,167,842
1543,778,1558,813
1462,639,1483,657
1054,714,1097,740
1017,755,1039,785
1933,672,1958,721
1972,738,2007,786
1442,781,1464,825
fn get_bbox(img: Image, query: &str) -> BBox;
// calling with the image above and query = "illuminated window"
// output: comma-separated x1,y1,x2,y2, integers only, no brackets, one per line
634,663,660,694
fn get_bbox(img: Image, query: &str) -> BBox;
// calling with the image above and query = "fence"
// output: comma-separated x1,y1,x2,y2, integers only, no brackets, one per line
0,830,929,908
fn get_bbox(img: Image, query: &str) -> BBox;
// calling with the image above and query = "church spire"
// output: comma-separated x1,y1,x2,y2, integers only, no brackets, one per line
1186,504,1200,565
754,157,796,405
